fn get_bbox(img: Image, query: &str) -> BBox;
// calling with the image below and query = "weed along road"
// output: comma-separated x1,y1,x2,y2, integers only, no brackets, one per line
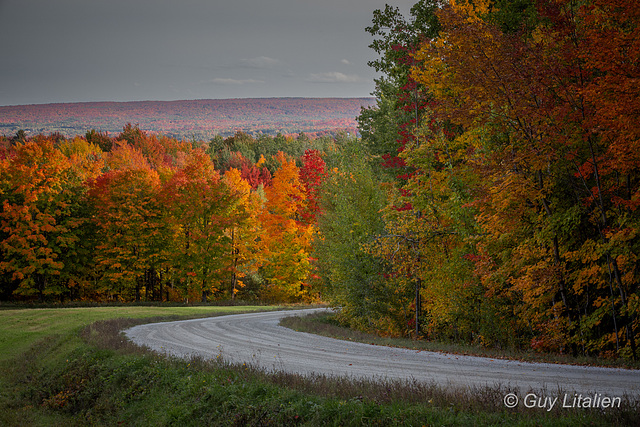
125,308,640,398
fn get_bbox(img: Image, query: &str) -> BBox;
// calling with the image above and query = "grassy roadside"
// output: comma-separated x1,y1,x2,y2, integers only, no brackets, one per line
0,304,278,363
0,304,279,425
0,305,638,426
280,311,640,370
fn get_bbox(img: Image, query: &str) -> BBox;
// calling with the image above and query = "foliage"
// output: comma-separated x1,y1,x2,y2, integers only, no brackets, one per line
258,153,315,302
0,137,102,300
340,0,640,359
298,149,327,224
0,126,342,304
160,151,239,302
89,163,165,301
312,0,640,361
314,145,389,331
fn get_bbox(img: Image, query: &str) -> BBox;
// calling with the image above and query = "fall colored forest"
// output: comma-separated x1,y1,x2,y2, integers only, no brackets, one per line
0,98,375,141
0,126,336,304
2,0,639,361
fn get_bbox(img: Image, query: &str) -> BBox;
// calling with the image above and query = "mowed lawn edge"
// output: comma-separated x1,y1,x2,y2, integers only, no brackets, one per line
0,305,284,362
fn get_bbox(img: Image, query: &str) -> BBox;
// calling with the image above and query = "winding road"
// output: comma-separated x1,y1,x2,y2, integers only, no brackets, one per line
125,308,640,397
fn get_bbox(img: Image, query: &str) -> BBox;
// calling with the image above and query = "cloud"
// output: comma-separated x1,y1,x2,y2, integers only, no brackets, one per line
206,78,264,85
238,56,282,69
305,72,361,83
341,59,351,65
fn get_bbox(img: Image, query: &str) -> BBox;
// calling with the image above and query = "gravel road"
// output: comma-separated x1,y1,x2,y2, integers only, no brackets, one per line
125,308,640,397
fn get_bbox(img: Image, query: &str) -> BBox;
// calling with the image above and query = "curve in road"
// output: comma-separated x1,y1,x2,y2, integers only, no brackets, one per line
125,308,640,397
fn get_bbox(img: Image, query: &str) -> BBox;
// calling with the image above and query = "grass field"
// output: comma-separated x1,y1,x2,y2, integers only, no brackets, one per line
0,305,274,363
1,304,638,426
0,304,279,425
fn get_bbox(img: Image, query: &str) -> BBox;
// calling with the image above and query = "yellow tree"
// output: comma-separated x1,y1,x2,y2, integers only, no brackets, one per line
223,167,263,299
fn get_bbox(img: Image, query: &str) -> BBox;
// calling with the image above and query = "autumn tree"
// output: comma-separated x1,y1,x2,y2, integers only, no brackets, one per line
160,151,239,302
298,149,326,224
359,0,440,177
223,167,264,299
0,136,101,300
89,163,165,301
86,129,114,152
258,152,314,302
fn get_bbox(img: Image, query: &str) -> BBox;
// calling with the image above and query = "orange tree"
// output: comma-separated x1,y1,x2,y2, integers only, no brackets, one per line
258,152,314,302
0,136,104,300
88,154,166,301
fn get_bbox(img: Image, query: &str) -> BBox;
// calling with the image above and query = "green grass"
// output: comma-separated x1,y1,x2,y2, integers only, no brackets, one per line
0,305,275,363
1,304,638,426
0,304,279,426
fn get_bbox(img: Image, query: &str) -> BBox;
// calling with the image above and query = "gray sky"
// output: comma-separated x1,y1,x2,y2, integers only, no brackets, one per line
0,0,416,106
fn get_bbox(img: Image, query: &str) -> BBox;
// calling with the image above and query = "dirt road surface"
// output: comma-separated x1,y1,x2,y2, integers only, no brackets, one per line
125,308,640,397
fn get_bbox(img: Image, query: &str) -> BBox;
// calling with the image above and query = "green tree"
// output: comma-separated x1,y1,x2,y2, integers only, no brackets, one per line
314,145,389,330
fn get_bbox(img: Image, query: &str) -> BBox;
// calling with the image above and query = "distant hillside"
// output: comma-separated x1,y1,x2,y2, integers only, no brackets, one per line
0,97,376,140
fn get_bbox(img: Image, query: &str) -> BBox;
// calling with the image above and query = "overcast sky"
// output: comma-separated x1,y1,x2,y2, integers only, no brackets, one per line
0,0,416,106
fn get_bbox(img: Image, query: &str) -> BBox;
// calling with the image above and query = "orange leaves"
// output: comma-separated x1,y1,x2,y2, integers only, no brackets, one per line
258,152,314,301
89,156,165,298
0,136,97,298
107,141,152,173
264,152,307,221
578,0,640,176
